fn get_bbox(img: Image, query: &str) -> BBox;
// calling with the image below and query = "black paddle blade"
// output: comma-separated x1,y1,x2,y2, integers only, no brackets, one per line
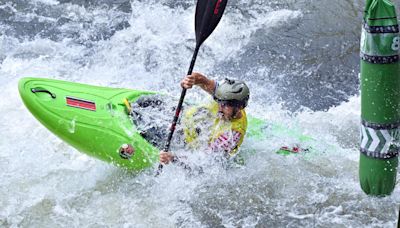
195,0,228,46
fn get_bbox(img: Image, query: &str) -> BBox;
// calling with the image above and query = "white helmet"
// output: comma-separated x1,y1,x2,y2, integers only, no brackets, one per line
214,78,250,108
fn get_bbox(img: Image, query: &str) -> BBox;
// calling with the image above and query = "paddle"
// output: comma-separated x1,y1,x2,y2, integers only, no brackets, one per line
157,0,228,173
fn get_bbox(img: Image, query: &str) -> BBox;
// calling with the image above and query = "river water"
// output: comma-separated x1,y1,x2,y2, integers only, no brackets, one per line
1,0,400,227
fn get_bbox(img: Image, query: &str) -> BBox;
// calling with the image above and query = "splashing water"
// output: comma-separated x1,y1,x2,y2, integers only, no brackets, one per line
1,0,400,227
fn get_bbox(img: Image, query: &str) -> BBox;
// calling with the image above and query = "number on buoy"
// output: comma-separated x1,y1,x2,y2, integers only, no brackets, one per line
391,36,399,51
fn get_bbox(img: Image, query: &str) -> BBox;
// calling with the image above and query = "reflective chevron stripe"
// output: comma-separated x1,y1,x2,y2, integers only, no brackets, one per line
381,130,392,153
360,123,400,159
360,125,369,148
368,127,379,151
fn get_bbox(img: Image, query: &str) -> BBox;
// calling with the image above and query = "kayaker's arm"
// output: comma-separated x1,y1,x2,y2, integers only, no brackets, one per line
181,72,216,95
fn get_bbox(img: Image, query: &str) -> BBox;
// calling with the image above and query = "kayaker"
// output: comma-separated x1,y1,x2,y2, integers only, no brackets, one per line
159,72,250,164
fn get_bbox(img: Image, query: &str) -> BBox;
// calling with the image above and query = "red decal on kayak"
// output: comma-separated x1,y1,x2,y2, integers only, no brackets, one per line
214,0,223,15
66,97,96,111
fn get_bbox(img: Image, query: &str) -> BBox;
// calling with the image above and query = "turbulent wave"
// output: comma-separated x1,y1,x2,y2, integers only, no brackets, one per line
1,0,400,227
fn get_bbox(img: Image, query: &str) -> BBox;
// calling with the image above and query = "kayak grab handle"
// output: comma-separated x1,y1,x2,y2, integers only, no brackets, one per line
31,88,56,99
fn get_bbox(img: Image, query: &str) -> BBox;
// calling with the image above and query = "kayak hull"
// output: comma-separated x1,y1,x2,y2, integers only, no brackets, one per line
19,77,159,170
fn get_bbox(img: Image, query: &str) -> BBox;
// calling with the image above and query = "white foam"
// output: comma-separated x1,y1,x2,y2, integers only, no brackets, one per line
1,1,399,227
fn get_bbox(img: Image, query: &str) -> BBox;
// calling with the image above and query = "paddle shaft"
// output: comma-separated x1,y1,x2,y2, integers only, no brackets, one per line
163,45,200,152
156,46,199,174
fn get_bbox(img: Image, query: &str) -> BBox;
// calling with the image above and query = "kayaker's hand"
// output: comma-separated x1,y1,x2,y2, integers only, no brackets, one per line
159,151,175,164
181,72,215,94
181,72,203,89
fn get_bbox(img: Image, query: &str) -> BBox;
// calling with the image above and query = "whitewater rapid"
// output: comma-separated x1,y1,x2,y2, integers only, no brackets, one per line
1,0,400,227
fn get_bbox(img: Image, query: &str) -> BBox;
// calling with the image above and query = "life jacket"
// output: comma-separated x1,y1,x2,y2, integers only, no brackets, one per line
183,101,247,156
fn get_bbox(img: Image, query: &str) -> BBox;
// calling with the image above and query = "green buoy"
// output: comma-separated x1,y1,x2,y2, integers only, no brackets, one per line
359,0,400,196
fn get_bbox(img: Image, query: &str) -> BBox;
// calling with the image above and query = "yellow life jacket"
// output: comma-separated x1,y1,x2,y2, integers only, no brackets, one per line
183,101,247,156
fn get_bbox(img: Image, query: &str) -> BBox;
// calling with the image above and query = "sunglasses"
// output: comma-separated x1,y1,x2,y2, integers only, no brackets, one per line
214,98,241,107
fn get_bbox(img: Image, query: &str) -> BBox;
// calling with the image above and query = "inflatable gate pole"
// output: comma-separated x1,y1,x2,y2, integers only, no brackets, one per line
360,0,400,196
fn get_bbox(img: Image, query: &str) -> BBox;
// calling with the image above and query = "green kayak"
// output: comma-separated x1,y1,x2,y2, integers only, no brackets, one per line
18,77,313,171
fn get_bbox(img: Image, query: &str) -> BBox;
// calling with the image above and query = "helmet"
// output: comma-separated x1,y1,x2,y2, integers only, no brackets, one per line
214,78,250,108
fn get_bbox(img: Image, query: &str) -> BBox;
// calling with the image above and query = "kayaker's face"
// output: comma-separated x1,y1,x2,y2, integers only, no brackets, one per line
217,102,236,120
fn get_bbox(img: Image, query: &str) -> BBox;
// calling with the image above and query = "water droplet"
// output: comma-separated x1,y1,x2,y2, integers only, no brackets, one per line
68,117,76,133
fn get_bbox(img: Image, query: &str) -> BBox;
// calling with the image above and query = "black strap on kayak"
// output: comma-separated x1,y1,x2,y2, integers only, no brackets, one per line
157,0,228,174
31,88,56,99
